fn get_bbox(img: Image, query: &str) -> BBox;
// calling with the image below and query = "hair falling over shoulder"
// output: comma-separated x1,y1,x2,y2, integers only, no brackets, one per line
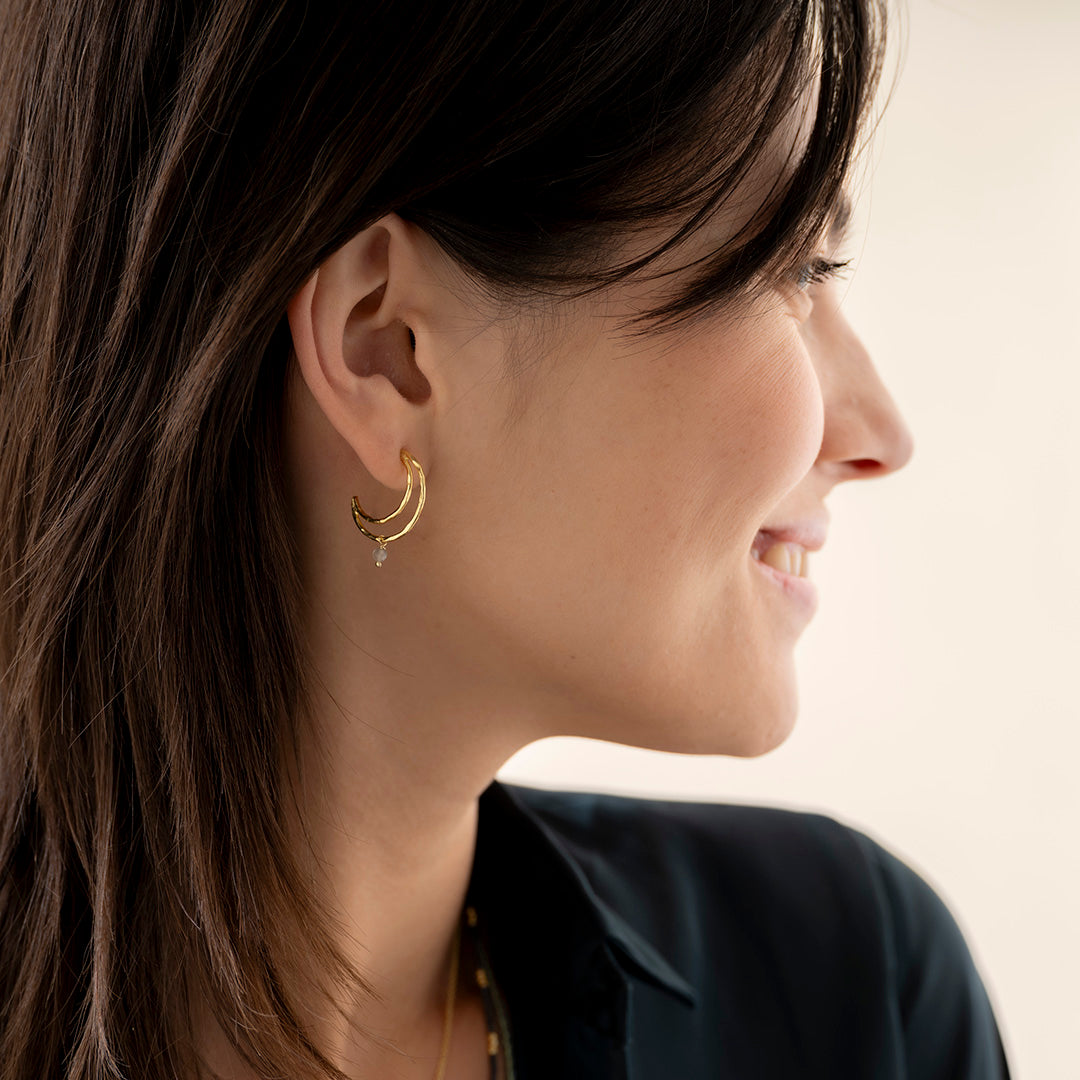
0,1,885,1076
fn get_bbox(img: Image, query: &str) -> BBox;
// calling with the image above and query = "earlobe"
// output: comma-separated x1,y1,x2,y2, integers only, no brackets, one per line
284,219,432,491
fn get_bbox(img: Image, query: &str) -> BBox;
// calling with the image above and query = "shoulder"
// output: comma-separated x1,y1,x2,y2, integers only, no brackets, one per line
502,783,1010,1078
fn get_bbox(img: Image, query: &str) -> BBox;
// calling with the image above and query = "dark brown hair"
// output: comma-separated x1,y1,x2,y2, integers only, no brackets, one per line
0,1,885,1076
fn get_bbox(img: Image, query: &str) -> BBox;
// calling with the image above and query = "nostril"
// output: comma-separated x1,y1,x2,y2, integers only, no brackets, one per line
846,459,890,478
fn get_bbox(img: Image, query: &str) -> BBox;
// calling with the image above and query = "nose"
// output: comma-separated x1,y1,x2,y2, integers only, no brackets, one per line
812,309,915,482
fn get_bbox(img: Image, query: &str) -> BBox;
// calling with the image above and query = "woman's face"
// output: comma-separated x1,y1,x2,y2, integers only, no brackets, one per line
287,92,914,762
389,198,914,759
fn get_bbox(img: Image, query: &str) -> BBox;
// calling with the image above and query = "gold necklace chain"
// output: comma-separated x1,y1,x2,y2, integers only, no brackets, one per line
431,905,514,1080
431,919,461,1080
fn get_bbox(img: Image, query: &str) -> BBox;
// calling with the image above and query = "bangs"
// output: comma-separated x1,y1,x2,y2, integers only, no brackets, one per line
589,0,886,336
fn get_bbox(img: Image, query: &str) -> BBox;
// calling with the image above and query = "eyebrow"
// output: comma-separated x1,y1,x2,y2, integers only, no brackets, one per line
827,194,854,248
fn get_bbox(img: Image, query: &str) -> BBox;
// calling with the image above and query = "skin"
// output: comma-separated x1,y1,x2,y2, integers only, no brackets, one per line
198,115,914,1080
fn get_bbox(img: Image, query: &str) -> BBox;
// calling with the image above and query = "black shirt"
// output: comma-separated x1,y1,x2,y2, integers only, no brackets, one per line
466,779,1011,1079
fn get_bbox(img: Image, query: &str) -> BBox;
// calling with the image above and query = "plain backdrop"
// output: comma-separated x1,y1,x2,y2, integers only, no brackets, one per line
496,1,1080,1077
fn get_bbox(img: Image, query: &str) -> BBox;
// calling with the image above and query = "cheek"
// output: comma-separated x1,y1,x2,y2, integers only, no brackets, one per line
736,333,824,505
665,321,825,558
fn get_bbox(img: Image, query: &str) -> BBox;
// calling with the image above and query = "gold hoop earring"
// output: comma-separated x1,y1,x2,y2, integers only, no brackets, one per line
351,449,426,567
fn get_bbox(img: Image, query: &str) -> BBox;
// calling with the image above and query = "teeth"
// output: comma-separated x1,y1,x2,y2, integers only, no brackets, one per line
756,541,809,578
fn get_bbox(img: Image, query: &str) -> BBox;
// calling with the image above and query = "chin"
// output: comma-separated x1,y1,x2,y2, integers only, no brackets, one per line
723,711,797,757
574,654,802,758
625,696,799,758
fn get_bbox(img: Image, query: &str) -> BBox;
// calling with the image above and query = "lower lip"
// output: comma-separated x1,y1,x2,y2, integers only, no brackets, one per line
750,552,819,618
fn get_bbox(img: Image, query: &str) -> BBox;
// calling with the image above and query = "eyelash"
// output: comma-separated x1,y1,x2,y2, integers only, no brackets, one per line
796,257,852,290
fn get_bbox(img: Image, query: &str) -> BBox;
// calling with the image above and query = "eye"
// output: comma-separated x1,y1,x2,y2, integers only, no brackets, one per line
796,257,852,291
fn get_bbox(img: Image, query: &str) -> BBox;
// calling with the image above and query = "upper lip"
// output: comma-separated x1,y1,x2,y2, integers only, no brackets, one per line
754,517,829,553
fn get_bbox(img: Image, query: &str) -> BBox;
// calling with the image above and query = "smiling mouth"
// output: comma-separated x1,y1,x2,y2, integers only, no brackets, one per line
751,533,811,579
752,540,809,578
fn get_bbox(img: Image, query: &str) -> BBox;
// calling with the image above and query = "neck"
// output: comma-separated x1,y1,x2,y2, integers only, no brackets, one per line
286,683,492,1069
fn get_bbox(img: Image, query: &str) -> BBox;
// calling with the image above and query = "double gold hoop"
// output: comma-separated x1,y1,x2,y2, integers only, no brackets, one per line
351,448,427,568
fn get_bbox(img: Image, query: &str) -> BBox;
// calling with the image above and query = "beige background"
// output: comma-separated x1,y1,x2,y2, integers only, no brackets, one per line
497,1,1080,1076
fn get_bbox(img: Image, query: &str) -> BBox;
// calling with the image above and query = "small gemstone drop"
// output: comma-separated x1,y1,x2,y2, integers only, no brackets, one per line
373,547,388,565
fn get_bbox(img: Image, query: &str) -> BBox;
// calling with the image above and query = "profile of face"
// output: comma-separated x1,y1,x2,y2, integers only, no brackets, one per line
284,101,915,768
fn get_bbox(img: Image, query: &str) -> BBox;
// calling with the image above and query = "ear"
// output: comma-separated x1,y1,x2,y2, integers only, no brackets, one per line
286,213,436,490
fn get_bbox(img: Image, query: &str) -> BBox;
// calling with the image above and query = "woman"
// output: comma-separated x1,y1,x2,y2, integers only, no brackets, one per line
0,0,1010,1078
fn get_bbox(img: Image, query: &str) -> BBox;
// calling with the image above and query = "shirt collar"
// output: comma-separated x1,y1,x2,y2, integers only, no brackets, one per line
470,778,698,1009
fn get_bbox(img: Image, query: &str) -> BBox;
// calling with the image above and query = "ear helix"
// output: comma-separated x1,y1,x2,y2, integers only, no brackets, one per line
351,448,426,567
